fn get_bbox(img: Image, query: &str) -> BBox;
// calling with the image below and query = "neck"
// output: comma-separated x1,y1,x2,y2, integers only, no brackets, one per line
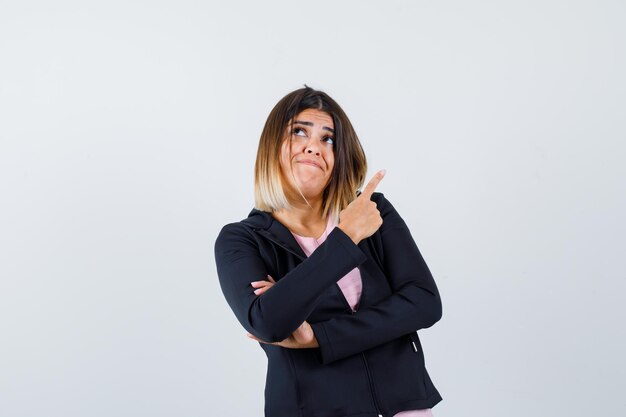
271,187,329,229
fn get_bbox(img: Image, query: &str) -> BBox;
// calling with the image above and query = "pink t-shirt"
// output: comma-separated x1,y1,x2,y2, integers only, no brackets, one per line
290,216,434,417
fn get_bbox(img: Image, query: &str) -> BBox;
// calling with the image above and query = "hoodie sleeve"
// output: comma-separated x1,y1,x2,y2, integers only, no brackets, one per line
310,193,442,365
215,220,368,343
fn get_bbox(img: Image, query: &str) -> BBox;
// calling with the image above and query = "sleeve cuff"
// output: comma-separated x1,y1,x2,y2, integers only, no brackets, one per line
328,226,367,266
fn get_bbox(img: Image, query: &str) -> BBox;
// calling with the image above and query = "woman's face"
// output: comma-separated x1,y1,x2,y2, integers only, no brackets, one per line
280,108,335,201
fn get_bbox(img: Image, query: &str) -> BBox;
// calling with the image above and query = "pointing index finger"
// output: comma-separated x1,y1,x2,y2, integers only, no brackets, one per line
360,169,386,199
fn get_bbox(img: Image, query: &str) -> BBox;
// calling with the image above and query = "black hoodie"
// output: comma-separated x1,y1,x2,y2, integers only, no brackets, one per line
214,191,443,417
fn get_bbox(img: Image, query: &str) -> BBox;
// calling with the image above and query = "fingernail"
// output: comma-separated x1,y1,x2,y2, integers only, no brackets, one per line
254,289,260,294
380,169,386,176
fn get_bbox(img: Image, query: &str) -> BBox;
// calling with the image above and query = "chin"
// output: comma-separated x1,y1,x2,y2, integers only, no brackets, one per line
299,188,325,198
289,183,324,198
285,175,330,198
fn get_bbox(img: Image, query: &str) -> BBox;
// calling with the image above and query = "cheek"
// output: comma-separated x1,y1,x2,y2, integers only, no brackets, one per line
279,143,292,167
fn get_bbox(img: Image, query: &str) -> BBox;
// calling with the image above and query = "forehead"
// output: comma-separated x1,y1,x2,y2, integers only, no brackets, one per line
292,108,334,129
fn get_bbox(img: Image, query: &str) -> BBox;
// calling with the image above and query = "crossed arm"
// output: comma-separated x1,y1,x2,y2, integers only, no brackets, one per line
214,192,442,365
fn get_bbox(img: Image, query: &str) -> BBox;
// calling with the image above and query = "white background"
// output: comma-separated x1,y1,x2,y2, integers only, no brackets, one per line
1,1,625,416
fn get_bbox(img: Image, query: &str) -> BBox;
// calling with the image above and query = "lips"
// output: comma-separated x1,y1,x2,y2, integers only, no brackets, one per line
297,159,322,169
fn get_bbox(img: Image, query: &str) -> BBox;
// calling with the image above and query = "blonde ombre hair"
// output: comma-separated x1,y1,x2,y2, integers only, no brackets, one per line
254,86,368,223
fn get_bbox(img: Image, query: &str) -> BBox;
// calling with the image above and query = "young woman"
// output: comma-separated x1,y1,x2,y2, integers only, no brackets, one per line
215,86,443,417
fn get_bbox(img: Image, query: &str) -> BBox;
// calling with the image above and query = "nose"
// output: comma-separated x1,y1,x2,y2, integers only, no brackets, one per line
303,137,321,156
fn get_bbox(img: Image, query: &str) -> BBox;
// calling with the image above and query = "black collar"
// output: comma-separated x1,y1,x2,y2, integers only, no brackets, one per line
240,190,362,261
241,208,307,260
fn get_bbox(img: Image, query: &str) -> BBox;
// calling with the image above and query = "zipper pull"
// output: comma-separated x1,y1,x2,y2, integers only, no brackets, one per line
408,335,418,352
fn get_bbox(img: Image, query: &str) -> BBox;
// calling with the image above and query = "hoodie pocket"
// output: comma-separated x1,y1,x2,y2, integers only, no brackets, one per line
291,349,373,416
370,334,428,407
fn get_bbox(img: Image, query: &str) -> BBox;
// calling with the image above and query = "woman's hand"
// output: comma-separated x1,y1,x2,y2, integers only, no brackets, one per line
337,169,386,245
246,320,319,348
250,274,276,295
247,275,320,348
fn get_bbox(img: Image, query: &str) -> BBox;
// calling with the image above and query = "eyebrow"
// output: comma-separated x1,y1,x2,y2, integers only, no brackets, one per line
293,120,335,134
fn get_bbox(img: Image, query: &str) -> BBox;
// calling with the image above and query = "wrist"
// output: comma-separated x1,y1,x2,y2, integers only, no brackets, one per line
337,223,360,245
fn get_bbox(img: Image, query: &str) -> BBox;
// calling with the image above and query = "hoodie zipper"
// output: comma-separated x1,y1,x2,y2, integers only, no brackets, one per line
349,307,384,417
361,351,384,417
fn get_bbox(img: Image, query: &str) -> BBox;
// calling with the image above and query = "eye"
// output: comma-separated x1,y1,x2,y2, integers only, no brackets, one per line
292,127,307,137
323,136,335,146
